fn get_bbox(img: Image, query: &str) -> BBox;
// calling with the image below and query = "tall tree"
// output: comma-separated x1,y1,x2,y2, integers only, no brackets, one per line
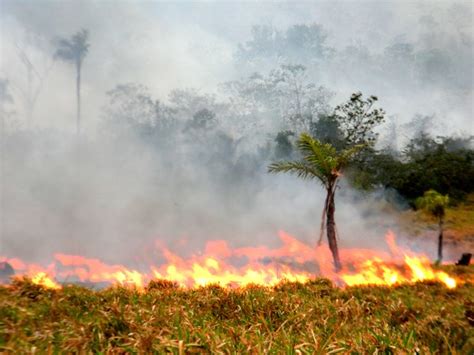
222,65,333,136
274,130,295,159
269,133,364,271
54,29,89,134
9,30,55,125
416,190,449,263
333,92,385,148
271,64,333,132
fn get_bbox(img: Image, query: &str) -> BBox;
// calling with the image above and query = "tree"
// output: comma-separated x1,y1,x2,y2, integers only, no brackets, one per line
235,24,333,69
168,88,221,120
8,30,55,125
333,92,385,148
270,64,333,132
104,83,170,127
54,29,90,134
186,108,217,131
310,114,345,150
15,43,53,125
269,133,364,271
345,133,474,200
416,190,449,263
102,83,176,151
222,66,333,135
274,130,295,159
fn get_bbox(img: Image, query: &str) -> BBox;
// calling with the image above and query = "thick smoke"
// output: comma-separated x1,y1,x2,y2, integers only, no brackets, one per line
0,1,472,266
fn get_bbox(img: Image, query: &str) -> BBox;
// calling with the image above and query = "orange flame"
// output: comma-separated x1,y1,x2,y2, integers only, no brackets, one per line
0,231,458,290
339,256,456,288
338,232,457,288
31,272,61,290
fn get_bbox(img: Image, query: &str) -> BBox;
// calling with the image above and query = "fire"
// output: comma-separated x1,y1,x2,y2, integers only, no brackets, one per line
337,231,457,288
54,254,146,288
151,257,310,288
30,272,61,290
0,231,459,290
339,256,457,288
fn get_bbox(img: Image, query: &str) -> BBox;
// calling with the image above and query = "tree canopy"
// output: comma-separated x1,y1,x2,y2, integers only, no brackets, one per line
416,190,449,220
54,29,89,66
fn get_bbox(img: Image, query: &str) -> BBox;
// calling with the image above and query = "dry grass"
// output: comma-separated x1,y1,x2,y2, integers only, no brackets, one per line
1,267,473,354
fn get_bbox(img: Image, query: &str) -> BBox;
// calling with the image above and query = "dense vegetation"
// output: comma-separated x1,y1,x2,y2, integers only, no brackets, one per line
1,271,473,354
347,134,474,202
274,114,474,205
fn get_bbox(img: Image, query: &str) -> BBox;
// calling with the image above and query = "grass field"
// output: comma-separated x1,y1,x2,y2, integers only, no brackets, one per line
394,193,474,261
1,266,473,354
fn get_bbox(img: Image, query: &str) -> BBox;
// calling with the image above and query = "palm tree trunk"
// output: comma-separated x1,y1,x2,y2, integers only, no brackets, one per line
326,184,342,271
437,218,443,263
76,61,81,135
318,191,329,245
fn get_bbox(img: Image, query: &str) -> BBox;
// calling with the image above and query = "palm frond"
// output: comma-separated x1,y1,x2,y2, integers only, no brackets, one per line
268,132,364,186
415,189,449,218
268,161,327,184
297,133,337,175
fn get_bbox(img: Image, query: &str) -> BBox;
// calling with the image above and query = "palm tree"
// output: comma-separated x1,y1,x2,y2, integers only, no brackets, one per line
416,190,449,264
269,132,364,271
54,29,89,134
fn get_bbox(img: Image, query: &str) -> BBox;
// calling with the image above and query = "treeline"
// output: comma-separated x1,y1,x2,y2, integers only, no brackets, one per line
99,81,474,206
3,75,473,209
272,110,474,206
349,134,474,202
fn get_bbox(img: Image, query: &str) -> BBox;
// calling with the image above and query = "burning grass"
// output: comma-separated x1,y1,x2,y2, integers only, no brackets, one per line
0,231,462,290
1,268,473,353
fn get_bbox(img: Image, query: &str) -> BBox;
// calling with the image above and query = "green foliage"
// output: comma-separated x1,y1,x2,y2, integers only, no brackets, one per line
416,190,449,220
269,131,367,271
1,275,473,353
348,134,474,202
333,92,385,147
345,148,402,191
310,113,345,150
268,133,364,187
